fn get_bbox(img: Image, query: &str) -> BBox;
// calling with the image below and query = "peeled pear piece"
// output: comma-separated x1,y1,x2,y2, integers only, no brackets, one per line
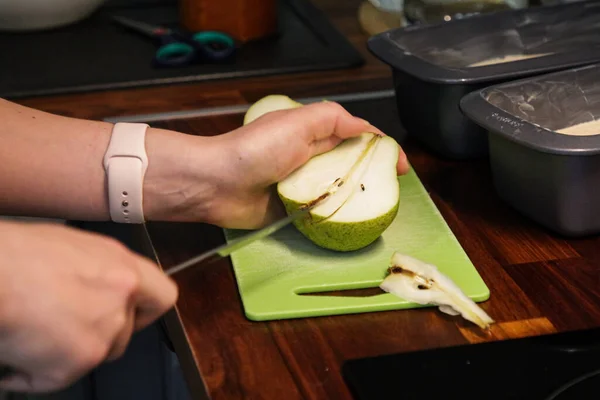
277,132,400,251
380,252,494,329
243,94,303,125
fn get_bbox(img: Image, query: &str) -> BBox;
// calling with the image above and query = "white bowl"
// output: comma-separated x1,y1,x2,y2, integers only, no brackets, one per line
0,0,106,31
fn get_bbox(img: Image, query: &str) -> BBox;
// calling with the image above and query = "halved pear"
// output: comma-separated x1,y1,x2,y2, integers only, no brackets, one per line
277,132,400,251
380,252,494,329
243,94,303,125
242,94,400,251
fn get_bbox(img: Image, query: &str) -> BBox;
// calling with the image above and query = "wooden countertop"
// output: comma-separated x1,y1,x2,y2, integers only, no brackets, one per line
142,114,600,400
9,1,600,399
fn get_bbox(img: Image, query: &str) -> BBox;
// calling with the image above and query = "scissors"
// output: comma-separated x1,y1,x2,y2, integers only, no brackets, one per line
111,16,236,67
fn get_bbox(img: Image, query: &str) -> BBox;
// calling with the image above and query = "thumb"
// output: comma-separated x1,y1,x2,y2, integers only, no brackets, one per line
310,128,410,176
0,371,78,394
0,371,35,393
309,136,343,158
296,101,384,143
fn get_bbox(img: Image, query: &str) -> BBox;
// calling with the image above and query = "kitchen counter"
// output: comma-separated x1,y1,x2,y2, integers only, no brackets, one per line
14,0,391,120
139,109,600,400
9,1,600,399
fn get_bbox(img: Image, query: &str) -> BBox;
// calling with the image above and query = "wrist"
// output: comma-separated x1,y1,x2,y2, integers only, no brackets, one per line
141,128,226,222
0,221,19,341
0,264,7,342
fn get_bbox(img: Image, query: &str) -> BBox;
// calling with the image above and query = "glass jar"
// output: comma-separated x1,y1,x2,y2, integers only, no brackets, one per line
179,0,278,43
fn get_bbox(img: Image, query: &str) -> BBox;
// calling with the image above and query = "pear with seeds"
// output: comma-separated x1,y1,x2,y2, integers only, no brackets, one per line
278,132,400,251
243,94,401,252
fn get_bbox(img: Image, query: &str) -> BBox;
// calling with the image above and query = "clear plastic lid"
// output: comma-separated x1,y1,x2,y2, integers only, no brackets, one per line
369,1,600,83
460,63,600,155
483,64,600,134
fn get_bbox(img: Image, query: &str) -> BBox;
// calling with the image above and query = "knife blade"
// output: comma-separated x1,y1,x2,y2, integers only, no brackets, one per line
163,207,311,276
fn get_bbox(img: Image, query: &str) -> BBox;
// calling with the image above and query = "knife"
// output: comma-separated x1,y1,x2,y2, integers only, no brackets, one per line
0,206,312,381
0,206,300,381
163,206,311,276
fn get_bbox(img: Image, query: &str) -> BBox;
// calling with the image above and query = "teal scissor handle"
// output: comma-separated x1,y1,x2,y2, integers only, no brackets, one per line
154,41,196,66
153,30,235,67
190,31,236,61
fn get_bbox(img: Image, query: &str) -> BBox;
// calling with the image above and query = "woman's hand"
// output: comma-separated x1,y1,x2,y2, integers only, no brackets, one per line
0,221,178,393
0,98,408,230
150,101,410,229
147,102,409,229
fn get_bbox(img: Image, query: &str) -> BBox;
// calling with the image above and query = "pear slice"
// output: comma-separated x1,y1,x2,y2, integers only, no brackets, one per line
243,94,303,125
380,252,494,329
277,132,400,251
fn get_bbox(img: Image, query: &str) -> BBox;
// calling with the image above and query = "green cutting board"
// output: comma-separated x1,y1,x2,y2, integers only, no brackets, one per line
223,167,490,321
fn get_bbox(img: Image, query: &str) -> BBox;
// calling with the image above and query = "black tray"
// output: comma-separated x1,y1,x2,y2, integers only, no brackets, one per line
460,63,600,237
0,0,363,99
367,0,600,160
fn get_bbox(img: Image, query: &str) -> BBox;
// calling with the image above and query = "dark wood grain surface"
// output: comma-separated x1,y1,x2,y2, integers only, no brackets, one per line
143,111,600,399
8,0,600,399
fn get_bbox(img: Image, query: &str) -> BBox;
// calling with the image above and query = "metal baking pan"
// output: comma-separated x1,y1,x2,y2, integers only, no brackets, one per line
367,0,600,159
460,63,600,237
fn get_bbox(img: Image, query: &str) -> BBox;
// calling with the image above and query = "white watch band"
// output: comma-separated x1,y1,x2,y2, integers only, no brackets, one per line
103,122,149,224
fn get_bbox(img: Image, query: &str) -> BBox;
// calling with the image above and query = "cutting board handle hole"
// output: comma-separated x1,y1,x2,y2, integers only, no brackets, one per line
296,286,385,298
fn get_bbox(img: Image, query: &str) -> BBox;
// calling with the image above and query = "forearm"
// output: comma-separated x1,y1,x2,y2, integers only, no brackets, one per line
0,98,218,221
0,99,115,220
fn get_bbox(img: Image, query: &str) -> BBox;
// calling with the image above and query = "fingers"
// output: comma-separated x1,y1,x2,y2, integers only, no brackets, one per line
312,136,410,176
130,257,178,331
396,144,410,175
105,305,135,361
289,102,410,175
0,373,69,394
310,135,344,158
0,366,86,394
0,372,33,393
292,101,373,142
